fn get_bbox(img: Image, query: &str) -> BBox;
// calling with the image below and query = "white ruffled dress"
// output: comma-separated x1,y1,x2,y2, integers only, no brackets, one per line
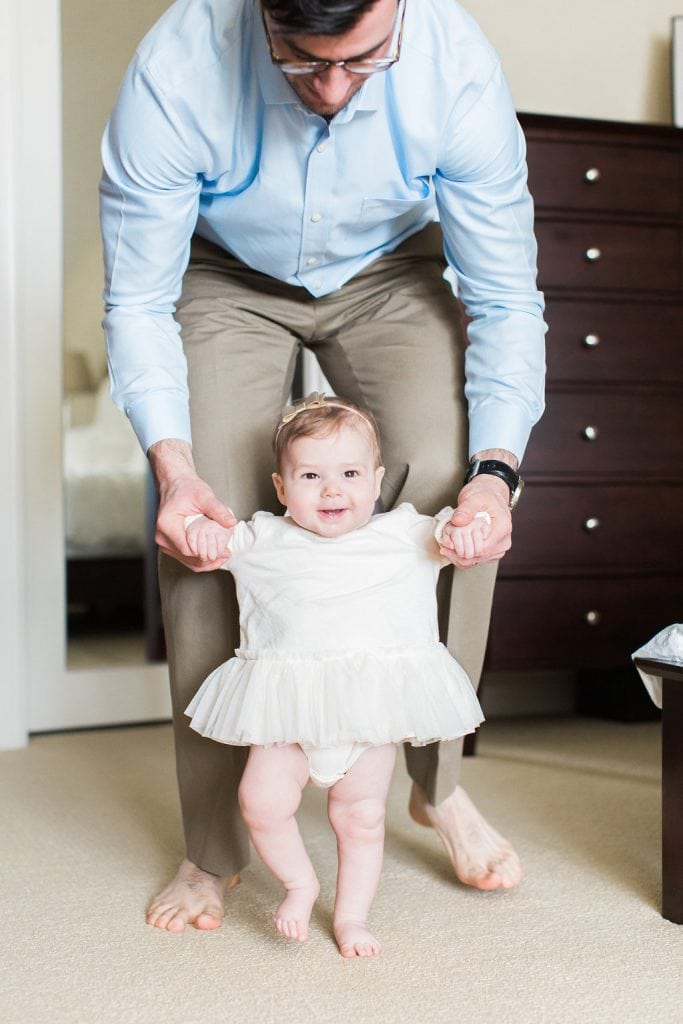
185,503,484,748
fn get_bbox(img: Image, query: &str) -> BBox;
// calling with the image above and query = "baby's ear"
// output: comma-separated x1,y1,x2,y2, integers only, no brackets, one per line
272,472,286,506
374,465,386,499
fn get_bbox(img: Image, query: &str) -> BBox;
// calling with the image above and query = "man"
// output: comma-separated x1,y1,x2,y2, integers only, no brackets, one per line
100,0,546,933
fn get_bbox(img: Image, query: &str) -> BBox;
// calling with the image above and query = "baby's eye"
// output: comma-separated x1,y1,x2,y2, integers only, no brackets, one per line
302,472,319,480
344,469,360,478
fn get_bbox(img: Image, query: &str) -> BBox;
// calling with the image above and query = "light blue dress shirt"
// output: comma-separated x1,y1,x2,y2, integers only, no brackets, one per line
100,0,546,459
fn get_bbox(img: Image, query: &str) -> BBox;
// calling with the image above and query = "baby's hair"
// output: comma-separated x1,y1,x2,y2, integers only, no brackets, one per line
273,393,382,472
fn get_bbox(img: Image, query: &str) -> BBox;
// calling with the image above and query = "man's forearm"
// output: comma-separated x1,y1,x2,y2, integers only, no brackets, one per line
148,438,198,491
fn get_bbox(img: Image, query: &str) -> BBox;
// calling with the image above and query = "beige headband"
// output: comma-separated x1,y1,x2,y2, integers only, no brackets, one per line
275,391,376,437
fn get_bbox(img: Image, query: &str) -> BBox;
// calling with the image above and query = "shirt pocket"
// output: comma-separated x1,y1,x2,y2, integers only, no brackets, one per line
359,193,435,235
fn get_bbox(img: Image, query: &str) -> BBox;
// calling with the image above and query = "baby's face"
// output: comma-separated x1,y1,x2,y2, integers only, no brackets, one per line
272,425,385,538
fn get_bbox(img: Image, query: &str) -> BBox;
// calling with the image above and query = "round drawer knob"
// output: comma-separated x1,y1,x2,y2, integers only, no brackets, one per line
584,610,601,626
582,425,600,441
585,247,602,262
582,333,601,348
584,167,601,183
583,516,601,532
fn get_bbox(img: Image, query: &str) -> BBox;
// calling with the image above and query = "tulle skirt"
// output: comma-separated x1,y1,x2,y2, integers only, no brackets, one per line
185,642,484,748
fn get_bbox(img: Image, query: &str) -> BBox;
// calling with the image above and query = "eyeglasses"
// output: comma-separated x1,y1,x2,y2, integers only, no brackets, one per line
262,0,405,76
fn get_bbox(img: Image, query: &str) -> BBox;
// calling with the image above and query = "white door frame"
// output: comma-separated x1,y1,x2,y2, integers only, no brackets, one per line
0,0,29,748
0,0,169,748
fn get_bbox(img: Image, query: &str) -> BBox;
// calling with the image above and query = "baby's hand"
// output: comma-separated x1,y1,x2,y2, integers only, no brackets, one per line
440,510,491,561
185,514,234,563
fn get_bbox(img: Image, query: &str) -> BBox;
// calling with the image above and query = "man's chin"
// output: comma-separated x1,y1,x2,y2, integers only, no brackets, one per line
289,78,364,118
301,96,345,118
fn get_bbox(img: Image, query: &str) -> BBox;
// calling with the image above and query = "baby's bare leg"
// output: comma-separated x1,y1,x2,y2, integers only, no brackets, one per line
239,744,319,941
327,744,397,958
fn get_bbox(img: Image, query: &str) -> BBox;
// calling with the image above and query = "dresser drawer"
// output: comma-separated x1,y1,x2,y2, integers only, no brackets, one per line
545,299,683,385
526,139,682,216
487,575,683,670
523,390,683,477
503,483,683,572
535,221,681,292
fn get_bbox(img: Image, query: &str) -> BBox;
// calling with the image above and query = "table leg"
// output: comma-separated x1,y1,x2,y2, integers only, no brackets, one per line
662,677,683,924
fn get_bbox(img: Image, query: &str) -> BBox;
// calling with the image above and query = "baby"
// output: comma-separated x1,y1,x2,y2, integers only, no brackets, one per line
184,393,490,957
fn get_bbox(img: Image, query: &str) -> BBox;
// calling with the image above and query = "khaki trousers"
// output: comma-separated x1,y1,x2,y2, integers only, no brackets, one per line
159,225,497,877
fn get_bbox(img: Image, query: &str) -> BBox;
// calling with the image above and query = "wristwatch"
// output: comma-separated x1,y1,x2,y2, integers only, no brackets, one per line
463,458,524,510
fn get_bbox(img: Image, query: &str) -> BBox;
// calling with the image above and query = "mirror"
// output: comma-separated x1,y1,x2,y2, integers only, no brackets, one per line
60,0,330,672
61,0,169,669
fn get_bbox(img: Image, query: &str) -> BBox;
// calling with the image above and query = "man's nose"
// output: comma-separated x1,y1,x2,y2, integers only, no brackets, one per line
315,65,353,103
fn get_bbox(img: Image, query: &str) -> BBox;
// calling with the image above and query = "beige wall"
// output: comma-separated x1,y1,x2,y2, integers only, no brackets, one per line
61,0,168,380
463,0,676,125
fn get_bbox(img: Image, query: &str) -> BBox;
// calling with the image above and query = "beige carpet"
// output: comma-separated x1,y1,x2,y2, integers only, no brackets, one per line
0,716,680,1024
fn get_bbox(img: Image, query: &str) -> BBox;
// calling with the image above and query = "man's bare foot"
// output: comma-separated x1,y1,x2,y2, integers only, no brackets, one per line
146,859,240,932
274,878,320,941
409,783,522,890
334,919,382,958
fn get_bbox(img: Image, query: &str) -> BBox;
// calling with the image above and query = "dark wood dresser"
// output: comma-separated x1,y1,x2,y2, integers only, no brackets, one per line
484,113,683,711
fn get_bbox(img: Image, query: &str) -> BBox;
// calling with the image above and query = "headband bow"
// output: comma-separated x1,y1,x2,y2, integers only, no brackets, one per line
279,391,328,427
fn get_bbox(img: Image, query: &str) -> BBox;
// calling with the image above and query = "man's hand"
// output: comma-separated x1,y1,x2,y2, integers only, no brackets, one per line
148,439,237,572
440,451,515,569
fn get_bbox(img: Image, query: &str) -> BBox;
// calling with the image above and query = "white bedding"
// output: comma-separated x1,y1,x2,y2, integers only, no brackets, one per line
64,379,148,558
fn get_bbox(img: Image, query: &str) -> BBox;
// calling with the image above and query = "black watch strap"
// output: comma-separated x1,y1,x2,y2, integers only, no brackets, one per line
463,459,523,510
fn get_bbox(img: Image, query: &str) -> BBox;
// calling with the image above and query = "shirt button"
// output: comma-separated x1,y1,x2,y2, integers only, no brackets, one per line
310,212,322,223
314,281,323,290
316,143,327,154
306,257,318,266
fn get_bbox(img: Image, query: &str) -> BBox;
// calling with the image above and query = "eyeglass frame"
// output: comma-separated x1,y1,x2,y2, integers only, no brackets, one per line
261,0,406,76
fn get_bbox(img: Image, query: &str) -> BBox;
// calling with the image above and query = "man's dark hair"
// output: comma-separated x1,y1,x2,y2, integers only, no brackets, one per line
262,0,380,36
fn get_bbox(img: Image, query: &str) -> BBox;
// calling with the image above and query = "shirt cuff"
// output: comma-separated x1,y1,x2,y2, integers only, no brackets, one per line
467,402,538,466
125,394,193,454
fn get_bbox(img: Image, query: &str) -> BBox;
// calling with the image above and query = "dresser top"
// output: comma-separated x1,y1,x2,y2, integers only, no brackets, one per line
518,112,683,145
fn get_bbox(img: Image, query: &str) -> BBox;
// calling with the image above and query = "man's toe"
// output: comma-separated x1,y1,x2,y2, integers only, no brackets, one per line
194,910,223,930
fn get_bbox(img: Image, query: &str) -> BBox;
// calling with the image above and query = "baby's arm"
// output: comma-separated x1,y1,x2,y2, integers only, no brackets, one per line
439,511,491,561
185,514,235,564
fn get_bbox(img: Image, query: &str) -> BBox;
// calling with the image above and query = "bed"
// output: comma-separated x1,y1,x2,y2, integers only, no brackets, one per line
63,360,165,659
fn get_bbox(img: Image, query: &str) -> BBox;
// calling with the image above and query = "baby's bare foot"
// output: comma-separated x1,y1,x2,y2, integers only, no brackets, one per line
334,919,382,958
409,783,522,890
146,859,240,932
274,878,320,941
